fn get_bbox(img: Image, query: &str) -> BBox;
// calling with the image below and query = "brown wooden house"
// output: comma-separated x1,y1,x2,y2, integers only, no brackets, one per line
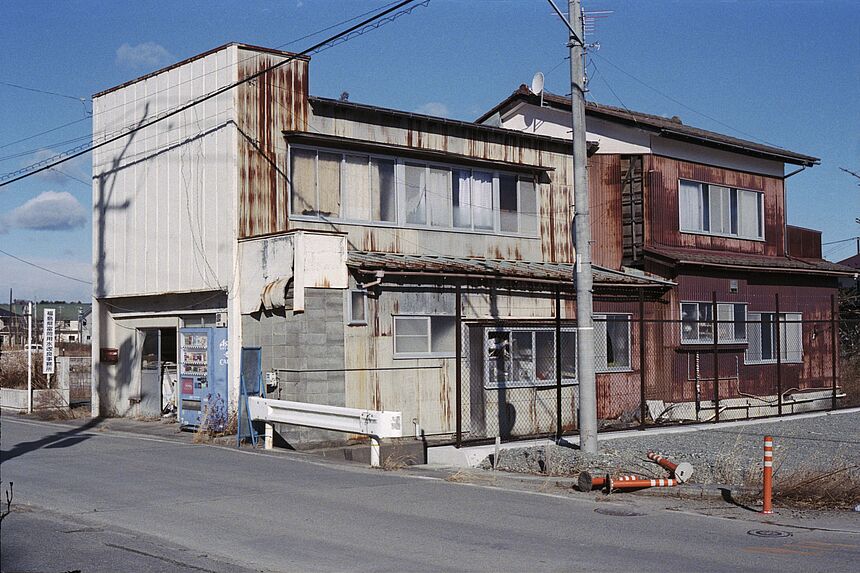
479,87,856,422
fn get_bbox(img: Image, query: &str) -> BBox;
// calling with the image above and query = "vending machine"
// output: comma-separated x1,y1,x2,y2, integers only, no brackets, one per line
178,327,229,428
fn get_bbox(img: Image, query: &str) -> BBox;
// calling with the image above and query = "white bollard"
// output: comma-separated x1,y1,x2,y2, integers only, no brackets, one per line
370,436,381,468
264,422,273,450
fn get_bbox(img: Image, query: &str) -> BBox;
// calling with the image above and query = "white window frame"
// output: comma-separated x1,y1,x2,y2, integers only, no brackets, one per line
392,315,456,359
745,311,803,364
680,301,748,345
594,314,633,372
347,289,368,326
677,179,765,241
483,326,577,390
288,144,540,238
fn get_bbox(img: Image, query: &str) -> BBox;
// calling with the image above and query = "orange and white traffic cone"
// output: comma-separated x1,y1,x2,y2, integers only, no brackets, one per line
608,477,678,492
647,451,694,483
578,472,642,491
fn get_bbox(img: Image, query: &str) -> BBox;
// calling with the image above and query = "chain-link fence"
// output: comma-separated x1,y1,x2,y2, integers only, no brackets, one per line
457,296,855,445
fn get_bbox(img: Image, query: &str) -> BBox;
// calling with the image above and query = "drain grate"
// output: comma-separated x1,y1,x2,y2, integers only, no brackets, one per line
747,529,792,538
594,507,645,517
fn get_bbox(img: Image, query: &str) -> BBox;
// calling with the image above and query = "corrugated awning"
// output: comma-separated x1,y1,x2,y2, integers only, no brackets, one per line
347,251,675,289
645,246,856,276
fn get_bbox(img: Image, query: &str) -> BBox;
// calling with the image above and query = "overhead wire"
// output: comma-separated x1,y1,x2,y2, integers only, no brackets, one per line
0,248,90,284
0,0,414,166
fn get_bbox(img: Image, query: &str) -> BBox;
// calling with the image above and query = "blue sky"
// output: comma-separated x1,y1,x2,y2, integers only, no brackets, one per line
2,0,858,302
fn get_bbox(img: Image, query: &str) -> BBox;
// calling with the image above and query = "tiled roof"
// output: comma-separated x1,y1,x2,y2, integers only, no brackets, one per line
347,251,675,288
476,86,819,166
645,246,856,276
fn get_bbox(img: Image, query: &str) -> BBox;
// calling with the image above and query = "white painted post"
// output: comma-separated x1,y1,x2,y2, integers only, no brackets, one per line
370,436,381,468
27,301,32,414
265,422,273,450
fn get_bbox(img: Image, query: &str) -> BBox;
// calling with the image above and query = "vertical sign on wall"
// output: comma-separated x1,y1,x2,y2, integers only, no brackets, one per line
43,308,55,375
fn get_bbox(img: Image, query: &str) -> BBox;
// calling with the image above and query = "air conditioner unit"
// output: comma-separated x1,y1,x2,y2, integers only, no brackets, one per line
215,312,228,328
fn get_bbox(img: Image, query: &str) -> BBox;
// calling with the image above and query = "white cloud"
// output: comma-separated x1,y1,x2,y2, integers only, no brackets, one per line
414,102,450,118
115,42,174,70
3,191,88,231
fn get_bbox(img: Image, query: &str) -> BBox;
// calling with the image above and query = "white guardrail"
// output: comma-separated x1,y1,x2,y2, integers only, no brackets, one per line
246,397,403,467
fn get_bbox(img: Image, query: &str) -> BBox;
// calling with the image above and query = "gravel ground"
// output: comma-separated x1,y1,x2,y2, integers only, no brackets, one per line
479,410,860,504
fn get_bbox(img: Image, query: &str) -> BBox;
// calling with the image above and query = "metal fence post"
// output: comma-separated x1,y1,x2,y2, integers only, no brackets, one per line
455,284,462,448
556,288,562,441
831,293,838,410
712,291,719,423
639,289,646,429
775,293,782,416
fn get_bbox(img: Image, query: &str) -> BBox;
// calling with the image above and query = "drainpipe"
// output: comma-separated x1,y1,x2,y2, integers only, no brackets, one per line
361,270,385,290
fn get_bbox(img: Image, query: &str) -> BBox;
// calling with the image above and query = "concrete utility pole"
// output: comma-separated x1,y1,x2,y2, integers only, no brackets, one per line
27,301,33,414
549,0,597,452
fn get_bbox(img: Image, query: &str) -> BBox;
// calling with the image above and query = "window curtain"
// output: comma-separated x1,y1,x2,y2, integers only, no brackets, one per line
472,171,494,230
738,190,761,238
679,181,703,231
316,152,341,217
452,169,471,228
519,178,538,236
405,164,426,224
343,155,370,220
290,148,316,215
427,167,451,227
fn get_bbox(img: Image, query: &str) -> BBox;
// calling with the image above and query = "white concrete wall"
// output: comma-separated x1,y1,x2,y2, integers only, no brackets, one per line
498,102,785,177
92,45,240,298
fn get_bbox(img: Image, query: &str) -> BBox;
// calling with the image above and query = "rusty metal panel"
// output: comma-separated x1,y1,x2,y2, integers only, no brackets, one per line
589,154,623,269
236,48,308,238
786,225,823,259
646,156,785,257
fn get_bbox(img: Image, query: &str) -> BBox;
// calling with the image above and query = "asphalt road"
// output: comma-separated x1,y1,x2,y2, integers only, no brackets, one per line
1,417,858,573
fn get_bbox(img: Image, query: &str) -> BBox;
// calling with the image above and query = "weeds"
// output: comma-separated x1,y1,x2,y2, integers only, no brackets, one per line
380,453,415,471
193,393,237,443
773,464,860,510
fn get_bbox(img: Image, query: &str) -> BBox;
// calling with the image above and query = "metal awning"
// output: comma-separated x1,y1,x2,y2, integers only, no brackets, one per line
347,251,674,289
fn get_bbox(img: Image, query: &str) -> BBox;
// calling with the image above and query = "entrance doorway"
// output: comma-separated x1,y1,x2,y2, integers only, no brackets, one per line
139,328,177,416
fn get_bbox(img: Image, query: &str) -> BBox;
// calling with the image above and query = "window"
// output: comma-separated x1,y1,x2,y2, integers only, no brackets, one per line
679,180,764,240
289,145,539,236
681,302,747,344
485,327,576,389
746,312,803,364
348,290,367,326
595,315,631,370
393,316,456,358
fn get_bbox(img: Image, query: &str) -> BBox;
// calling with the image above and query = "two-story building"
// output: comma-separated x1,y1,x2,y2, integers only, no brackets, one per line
478,85,855,423
91,43,852,447
92,43,677,442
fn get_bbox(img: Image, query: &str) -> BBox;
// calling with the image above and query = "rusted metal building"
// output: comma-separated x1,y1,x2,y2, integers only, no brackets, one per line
91,44,672,442
479,86,856,424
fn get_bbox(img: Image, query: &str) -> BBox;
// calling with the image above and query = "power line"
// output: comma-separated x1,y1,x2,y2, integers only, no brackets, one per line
0,248,90,284
590,52,780,148
822,236,860,246
0,0,426,188
0,1,407,163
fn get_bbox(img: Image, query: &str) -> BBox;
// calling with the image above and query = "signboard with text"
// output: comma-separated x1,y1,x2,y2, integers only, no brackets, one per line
43,308,55,375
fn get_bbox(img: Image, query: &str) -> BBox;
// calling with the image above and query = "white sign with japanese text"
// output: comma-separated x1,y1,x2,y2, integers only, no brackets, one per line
43,308,55,375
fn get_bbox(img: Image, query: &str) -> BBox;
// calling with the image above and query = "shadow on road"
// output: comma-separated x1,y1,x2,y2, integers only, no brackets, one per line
0,417,104,464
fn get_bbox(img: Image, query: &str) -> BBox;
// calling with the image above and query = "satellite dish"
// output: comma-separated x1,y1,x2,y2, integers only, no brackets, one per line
531,71,545,95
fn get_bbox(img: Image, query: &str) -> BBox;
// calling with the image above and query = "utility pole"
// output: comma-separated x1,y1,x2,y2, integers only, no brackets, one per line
549,0,597,453
27,301,33,414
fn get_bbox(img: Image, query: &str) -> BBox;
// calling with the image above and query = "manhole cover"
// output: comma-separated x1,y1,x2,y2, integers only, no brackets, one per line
594,508,645,517
747,529,792,538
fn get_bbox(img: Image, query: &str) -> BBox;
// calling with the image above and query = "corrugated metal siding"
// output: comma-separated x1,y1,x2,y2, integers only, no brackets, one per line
296,103,574,264
588,154,623,269
92,46,237,297
646,155,785,256
236,48,308,238
786,225,823,259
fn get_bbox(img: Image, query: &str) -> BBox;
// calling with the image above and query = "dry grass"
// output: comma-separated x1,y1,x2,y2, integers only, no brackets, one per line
772,464,860,510
380,453,415,471
444,469,496,484
193,405,238,444
0,351,49,389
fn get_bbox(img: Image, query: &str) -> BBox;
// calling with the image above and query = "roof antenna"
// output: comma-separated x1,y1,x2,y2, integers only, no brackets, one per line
531,71,545,108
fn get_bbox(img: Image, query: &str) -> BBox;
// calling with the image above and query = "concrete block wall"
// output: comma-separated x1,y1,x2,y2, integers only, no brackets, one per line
241,288,349,447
